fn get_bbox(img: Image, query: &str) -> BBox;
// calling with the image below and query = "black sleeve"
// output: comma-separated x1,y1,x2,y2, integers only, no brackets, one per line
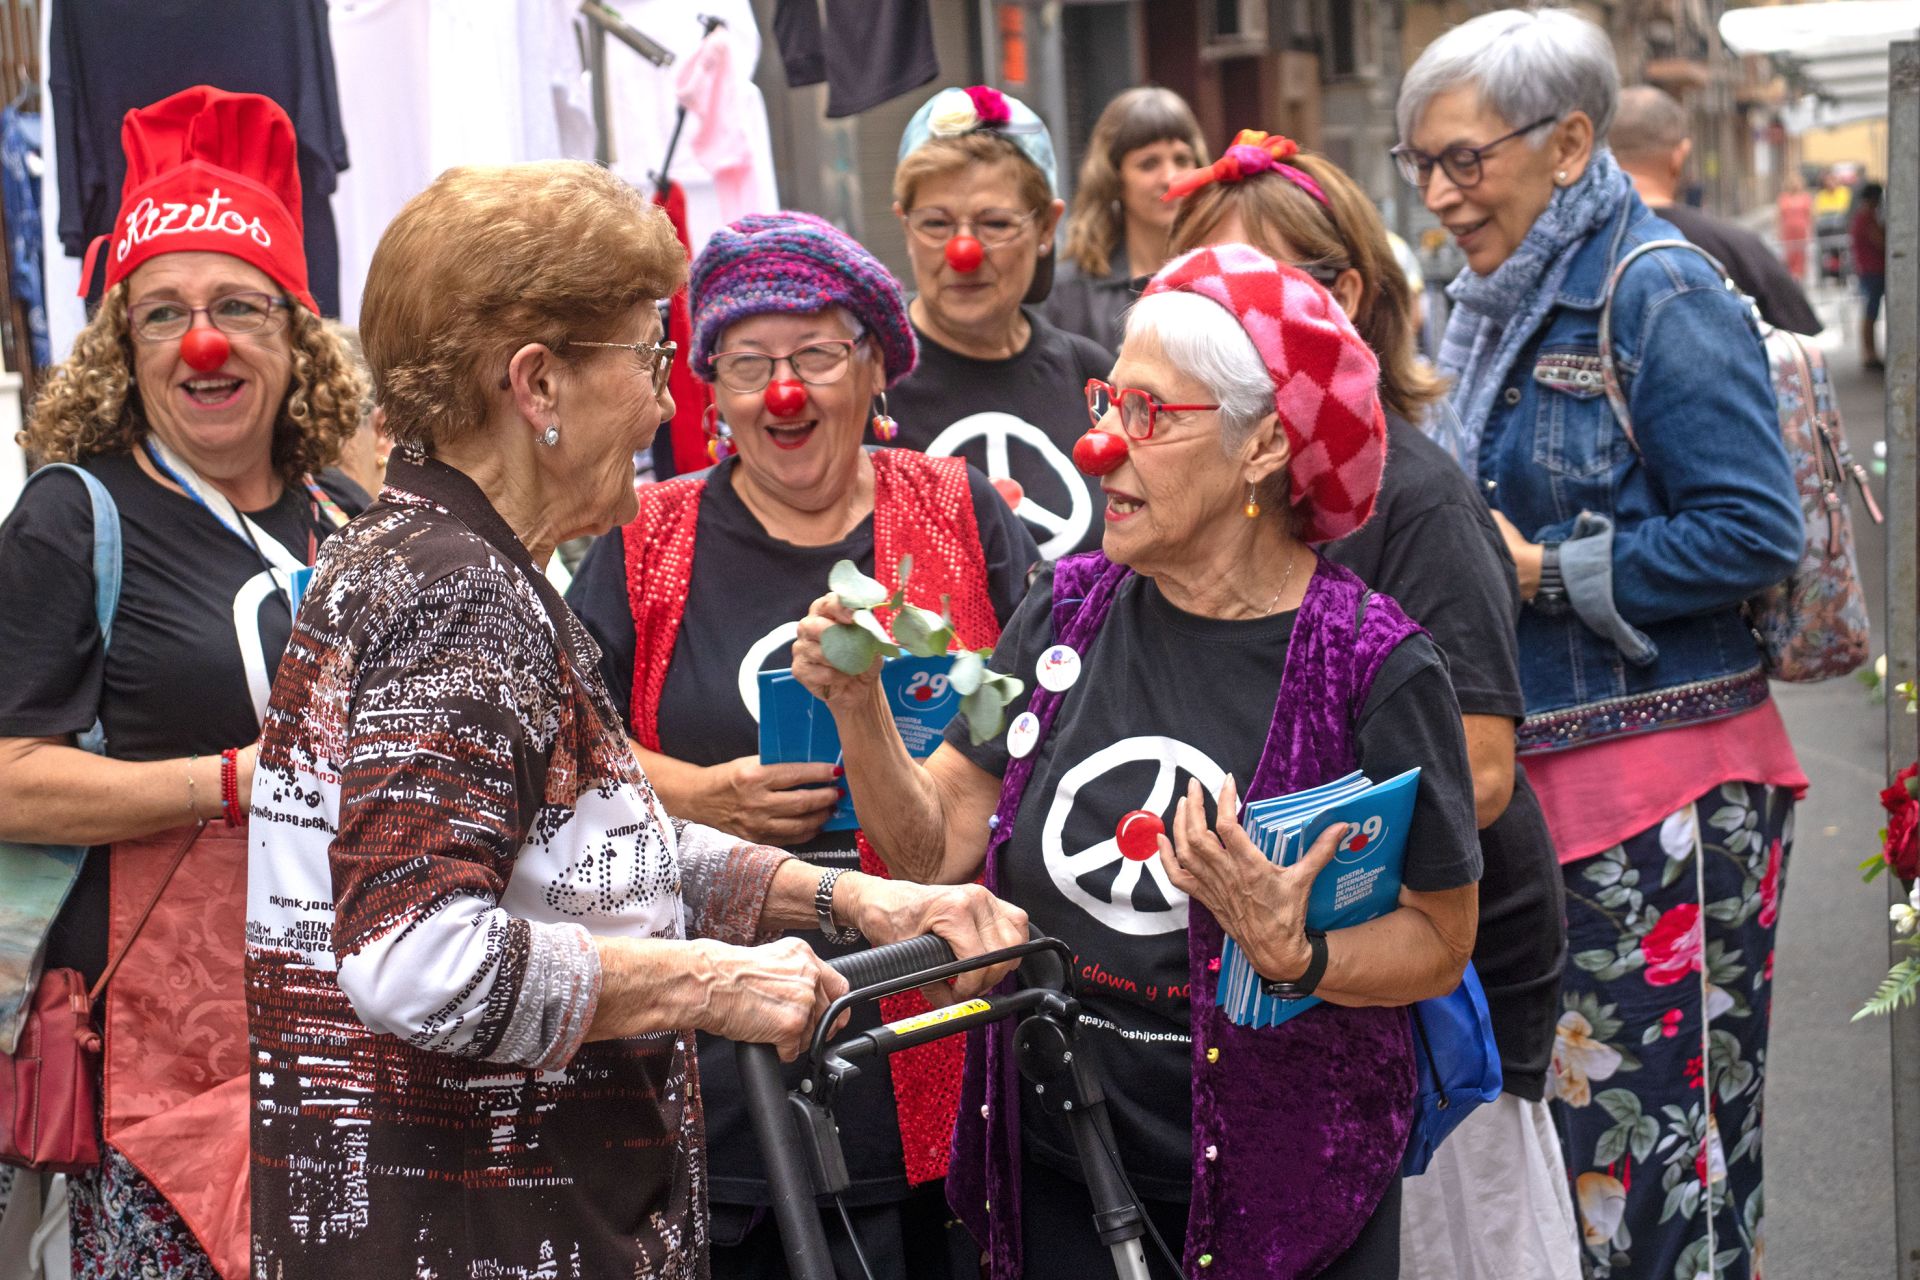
0,471,106,741
1354,636,1482,893
1371,500,1525,720
942,561,1054,776
50,1,90,256
1748,251,1823,337
964,463,1041,625
564,531,638,728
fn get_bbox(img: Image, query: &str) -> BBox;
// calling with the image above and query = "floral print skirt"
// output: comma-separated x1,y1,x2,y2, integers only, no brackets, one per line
1549,781,1791,1280
67,1145,218,1280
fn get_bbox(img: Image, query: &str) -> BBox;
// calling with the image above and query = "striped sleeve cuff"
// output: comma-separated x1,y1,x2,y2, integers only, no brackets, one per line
487,919,602,1071
677,823,792,946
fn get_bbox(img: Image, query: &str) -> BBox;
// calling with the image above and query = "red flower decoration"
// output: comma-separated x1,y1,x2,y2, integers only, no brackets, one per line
1758,836,1783,928
1642,902,1704,987
1882,762,1919,879
964,85,1012,128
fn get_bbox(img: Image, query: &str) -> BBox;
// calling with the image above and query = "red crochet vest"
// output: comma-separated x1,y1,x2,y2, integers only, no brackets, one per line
621,449,1000,1184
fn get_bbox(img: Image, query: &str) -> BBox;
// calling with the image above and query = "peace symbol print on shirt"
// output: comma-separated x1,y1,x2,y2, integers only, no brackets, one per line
1039,735,1228,936
737,621,800,723
925,411,1093,559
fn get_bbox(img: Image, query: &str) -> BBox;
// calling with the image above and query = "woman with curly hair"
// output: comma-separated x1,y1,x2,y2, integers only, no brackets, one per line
0,87,366,1279
1043,86,1206,353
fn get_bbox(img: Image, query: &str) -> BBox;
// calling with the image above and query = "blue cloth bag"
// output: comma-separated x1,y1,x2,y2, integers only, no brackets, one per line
1402,961,1503,1175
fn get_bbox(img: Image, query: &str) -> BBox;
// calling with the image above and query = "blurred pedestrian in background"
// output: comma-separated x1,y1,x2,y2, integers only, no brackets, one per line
1850,181,1886,371
1776,171,1813,284
1045,86,1207,354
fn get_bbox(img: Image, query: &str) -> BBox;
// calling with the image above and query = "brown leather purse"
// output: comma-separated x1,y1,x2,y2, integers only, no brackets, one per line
1,822,204,1173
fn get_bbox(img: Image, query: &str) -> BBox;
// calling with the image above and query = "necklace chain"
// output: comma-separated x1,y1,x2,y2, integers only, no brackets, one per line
1264,547,1300,617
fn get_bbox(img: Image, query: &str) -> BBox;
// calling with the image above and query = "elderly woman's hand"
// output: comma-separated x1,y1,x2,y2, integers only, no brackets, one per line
835,873,1030,1004
702,755,841,846
792,593,885,713
693,936,852,1062
1161,774,1346,982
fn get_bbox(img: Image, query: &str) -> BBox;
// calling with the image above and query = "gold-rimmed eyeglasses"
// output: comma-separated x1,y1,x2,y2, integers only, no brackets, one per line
570,339,678,397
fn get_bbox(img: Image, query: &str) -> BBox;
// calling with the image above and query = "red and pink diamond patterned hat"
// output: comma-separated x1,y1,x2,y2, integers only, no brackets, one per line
1143,243,1387,543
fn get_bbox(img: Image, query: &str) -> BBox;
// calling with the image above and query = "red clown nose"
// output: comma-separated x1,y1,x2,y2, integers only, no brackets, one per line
764,378,808,417
945,234,984,273
179,326,231,373
1072,429,1128,476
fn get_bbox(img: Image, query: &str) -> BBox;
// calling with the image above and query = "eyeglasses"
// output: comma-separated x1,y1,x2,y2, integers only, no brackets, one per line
1389,115,1559,190
904,207,1037,249
1085,378,1219,442
570,339,677,397
709,339,858,394
129,291,291,342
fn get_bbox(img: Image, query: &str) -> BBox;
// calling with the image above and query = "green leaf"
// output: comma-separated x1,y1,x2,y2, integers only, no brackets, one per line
850,608,898,650
821,622,884,675
1574,948,1618,973
1631,1115,1660,1162
1594,1123,1630,1167
1860,852,1888,882
828,560,890,610
961,684,1012,745
1854,956,1920,1020
949,650,986,696
887,554,913,610
891,605,954,658
1595,1088,1642,1124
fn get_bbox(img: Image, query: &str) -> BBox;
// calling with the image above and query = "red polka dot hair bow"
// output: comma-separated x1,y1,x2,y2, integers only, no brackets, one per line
1163,129,1330,208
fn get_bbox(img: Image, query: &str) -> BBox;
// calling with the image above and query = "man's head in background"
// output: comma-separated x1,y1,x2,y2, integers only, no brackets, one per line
1611,85,1690,206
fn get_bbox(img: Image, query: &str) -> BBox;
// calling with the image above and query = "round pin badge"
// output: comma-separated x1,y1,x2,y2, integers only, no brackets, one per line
1007,711,1041,759
1035,643,1082,693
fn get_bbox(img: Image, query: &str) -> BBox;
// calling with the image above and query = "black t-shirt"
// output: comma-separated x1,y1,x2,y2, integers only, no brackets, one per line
881,309,1112,561
944,564,1482,1198
0,451,366,982
1325,415,1565,1098
1655,202,1823,338
50,0,349,314
565,453,1036,1206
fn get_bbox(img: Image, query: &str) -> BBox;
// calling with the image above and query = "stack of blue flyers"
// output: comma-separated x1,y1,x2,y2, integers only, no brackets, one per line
1217,767,1421,1028
757,656,960,832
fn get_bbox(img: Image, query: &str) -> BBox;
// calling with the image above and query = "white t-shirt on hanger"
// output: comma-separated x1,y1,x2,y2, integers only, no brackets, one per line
603,0,778,259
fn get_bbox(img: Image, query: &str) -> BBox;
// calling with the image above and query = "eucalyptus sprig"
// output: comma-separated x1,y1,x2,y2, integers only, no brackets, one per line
822,557,1024,744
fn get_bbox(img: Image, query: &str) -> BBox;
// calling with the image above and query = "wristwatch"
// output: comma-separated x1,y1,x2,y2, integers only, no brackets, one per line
1262,930,1329,1001
1532,541,1570,614
814,869,862,945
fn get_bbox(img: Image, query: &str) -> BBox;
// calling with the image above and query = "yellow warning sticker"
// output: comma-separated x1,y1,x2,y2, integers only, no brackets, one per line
881,998,992,1038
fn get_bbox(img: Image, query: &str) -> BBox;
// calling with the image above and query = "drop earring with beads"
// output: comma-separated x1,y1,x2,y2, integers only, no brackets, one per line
870,392,900,443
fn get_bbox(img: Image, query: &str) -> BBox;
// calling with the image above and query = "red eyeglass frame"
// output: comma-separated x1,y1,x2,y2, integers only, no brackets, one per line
1084,378,1221,442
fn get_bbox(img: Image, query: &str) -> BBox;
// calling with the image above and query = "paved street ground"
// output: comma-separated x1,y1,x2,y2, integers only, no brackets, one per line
1764,282,1898,1279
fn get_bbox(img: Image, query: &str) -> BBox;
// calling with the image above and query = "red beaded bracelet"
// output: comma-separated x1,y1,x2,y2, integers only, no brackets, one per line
220,747,242,827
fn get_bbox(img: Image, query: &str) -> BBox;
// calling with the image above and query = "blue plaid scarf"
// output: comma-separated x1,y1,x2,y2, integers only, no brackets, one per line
1431,149,1628,480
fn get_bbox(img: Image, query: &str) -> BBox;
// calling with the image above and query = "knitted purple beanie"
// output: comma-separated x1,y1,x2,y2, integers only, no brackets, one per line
689,211,917,388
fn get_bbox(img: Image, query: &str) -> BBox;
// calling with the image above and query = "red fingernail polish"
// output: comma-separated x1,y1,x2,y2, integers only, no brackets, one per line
832,765,845,778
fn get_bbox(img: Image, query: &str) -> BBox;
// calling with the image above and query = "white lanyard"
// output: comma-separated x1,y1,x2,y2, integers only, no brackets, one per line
143,436,308,595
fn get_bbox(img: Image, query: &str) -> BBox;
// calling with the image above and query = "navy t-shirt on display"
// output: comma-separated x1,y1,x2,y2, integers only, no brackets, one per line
945,563,1483,1198
567,453,1038,1207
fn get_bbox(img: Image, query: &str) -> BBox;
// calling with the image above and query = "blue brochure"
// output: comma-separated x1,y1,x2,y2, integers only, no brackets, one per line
757,656,960,832
1217,767,1421,1028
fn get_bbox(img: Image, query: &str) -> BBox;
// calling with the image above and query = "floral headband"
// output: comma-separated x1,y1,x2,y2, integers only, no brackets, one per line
898,84,1059,191
1163,129,1329,209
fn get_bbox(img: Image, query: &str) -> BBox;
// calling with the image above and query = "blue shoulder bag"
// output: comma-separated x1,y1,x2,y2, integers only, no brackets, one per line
1402,961,1504,1175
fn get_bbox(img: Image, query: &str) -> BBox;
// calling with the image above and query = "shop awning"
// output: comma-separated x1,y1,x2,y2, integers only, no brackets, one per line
1720,0,1920,128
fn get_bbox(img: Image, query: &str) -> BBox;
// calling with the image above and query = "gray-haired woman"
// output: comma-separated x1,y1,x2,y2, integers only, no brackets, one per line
1396,10,1803,1280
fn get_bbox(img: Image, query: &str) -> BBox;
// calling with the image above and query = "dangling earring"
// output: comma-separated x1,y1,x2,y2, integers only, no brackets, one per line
539,423,560,447
703,404,736,461
870,391,899,443
1243,484,1261,519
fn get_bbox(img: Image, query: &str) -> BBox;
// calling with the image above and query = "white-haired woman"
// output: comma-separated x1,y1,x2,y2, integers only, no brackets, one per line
1396,10,1803,1278
796,244,1484,1280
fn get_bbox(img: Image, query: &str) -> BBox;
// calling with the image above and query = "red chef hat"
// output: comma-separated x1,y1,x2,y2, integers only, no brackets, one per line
81,85,316,313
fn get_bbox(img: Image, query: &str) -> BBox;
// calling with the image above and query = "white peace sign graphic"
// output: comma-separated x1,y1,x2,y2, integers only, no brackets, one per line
737,621,800,723
1040,735,1227,936
925,411,1092,559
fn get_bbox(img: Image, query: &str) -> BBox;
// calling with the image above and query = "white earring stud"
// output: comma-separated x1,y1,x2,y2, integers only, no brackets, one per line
540,423,560,446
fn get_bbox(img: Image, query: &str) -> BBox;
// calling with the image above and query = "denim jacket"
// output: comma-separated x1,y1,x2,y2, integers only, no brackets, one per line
1475,191,1801,753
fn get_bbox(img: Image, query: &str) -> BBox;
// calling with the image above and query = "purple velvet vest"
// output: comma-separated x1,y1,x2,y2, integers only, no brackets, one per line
947,552,1423,1280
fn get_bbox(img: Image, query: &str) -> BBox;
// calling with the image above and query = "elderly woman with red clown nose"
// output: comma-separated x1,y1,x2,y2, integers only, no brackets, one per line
794,243,1483,1279
0,88,366,1279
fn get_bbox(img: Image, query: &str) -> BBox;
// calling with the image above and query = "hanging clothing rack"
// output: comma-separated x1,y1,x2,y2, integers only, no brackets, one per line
649,12,726,198
579,0,672,168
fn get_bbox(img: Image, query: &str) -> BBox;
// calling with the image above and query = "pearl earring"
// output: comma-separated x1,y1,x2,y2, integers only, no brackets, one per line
540,423,560,446
1556,171,1568,184
1244,484,1261,519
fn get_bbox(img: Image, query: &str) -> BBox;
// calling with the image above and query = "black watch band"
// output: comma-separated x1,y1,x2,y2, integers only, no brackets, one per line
814,869,862,945
1262,930,1329,1000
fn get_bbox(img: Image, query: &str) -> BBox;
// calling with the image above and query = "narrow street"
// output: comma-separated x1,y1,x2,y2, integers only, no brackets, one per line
1765,282,1898,1278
